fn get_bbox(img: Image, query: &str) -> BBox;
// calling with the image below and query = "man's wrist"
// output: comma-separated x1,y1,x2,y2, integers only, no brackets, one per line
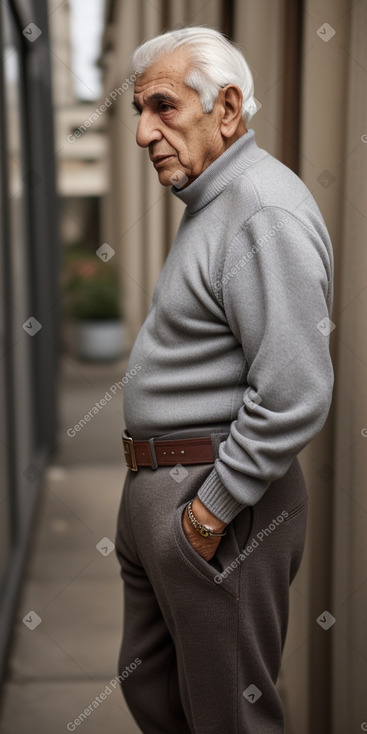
191,496,228,533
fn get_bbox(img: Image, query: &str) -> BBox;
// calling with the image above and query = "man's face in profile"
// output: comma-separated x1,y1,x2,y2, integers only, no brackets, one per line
132,48,225,188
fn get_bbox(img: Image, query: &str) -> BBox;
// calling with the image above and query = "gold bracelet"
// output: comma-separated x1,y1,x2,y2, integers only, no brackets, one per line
186,501,227,538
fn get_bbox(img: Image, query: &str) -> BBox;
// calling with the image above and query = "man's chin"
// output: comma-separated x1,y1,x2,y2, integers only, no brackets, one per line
156,168,190,189
156,170,175,187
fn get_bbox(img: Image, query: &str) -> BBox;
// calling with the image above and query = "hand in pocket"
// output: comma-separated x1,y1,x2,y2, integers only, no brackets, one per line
181,497,227,561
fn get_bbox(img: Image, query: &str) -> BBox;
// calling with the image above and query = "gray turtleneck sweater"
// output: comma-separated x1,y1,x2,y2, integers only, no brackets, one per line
123,130,334,523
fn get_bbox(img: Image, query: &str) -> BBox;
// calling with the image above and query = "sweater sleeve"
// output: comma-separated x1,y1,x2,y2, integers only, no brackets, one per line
197,206,334,523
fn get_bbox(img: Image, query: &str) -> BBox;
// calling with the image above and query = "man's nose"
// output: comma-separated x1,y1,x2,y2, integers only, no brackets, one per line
136,112,163,148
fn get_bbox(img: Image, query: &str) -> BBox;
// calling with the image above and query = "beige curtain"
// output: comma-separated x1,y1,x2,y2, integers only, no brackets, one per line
102,1,367,731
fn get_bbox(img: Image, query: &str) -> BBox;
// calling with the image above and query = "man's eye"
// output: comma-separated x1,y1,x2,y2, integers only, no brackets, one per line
160,103,173,113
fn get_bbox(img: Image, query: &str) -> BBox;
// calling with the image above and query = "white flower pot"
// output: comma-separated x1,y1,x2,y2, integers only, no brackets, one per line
74,320,124,361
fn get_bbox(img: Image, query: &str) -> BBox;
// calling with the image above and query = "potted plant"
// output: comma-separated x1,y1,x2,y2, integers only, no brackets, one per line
65,246,124,361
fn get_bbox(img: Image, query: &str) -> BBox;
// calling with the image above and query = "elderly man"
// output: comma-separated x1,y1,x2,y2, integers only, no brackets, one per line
115,26,334,734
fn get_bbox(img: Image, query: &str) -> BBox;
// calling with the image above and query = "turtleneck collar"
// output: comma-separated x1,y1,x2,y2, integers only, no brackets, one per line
171,129,267,214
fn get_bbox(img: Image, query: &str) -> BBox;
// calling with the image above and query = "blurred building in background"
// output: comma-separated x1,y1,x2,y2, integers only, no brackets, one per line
99,1,367,733
0,0,110,683
48,0,112,359
0,0,59,681
48,0,108,249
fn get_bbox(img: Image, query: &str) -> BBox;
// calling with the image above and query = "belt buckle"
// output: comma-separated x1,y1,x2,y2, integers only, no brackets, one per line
122,434,138,471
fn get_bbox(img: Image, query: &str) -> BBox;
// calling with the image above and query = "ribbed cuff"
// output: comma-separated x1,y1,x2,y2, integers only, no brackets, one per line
197,467,246,524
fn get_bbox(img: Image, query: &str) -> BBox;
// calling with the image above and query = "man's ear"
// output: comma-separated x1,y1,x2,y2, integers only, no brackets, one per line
218,84,245,139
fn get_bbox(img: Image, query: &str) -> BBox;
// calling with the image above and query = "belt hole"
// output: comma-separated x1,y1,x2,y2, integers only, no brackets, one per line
171,451,175,455
181,450,185,454
163,451,166,455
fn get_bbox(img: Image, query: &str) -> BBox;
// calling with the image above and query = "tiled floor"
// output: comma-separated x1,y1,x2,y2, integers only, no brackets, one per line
0,354,141,734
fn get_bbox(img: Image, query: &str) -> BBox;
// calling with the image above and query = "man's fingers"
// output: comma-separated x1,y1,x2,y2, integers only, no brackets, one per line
182,511,222,559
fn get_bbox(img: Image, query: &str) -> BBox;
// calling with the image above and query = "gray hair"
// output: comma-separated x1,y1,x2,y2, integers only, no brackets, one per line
129,26,258,123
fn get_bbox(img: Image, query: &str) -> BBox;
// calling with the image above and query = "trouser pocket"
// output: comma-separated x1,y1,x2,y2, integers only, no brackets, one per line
284,496,308,522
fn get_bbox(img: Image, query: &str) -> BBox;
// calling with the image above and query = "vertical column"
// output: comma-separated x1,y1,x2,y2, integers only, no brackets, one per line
106,0,146,347
233,0,286,159
297,1,350,732
280,0,303,173
140,0,167,312
330,2,367,731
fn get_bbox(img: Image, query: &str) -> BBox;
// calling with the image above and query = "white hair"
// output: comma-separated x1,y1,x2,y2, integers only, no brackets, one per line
129,26,258,123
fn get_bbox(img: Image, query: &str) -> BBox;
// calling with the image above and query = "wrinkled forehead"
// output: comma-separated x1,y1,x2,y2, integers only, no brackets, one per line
133,48,193,97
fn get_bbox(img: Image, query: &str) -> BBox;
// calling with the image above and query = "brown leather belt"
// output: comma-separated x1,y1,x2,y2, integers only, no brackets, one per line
122,431,215,471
